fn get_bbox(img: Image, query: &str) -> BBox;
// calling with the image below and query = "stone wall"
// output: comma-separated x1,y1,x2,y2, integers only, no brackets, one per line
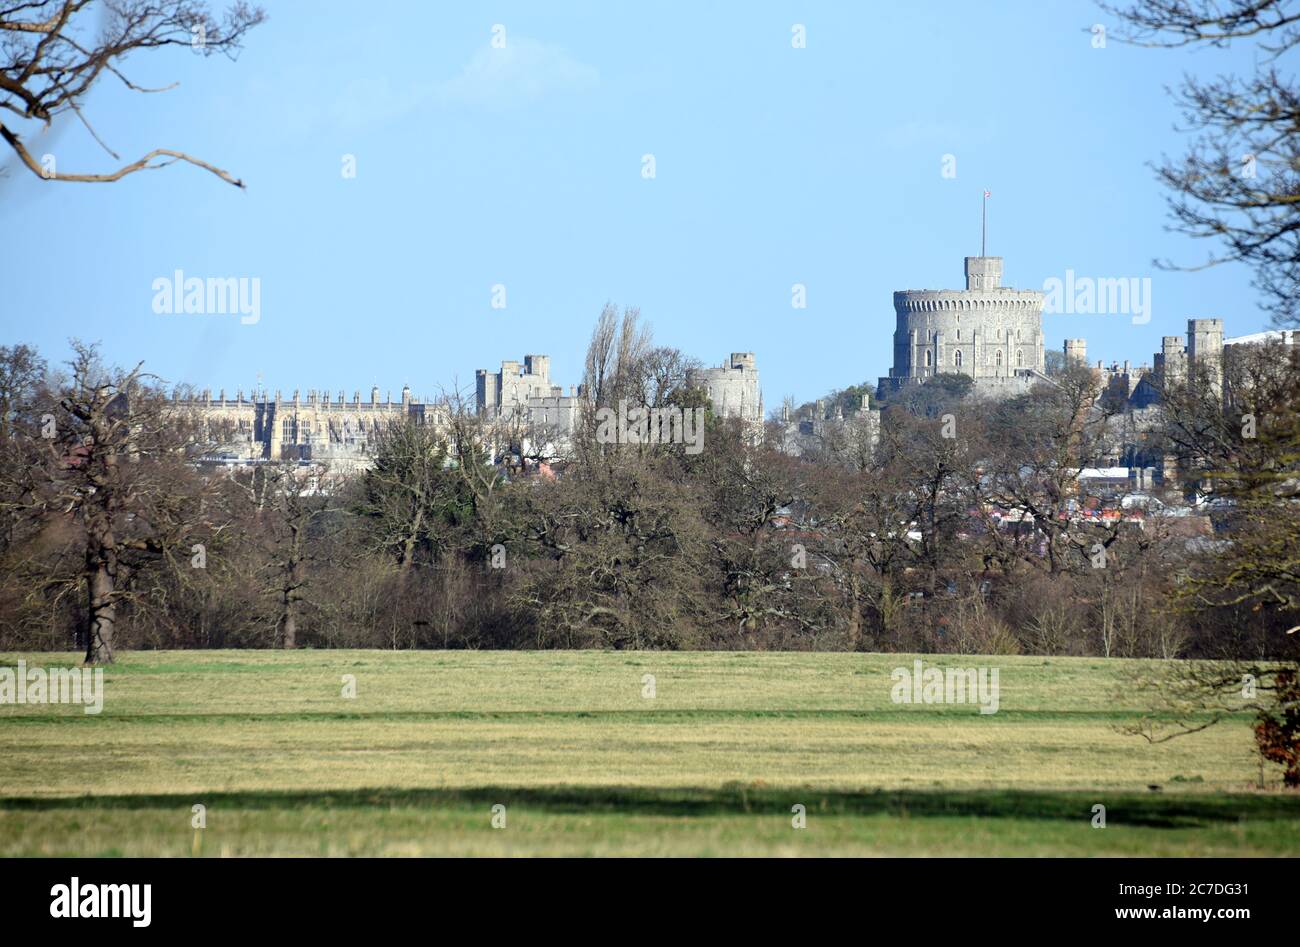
173,387,436,470
689,352,763,435
879,256,1047,399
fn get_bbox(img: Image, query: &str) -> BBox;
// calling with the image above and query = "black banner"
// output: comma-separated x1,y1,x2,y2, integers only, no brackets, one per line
0,857,1281,934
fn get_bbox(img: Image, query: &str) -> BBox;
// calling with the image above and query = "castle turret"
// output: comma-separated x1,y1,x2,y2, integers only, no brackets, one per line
476,368,499,415
1157,336,1186,386
1188,318,1224,392
686,352,764,442
881,254,1045,399
523,354,550,381
964,256,1003,290
1064,338,1087,367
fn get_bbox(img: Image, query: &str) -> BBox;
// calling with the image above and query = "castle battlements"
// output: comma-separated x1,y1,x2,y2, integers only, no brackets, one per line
879,256,1047,400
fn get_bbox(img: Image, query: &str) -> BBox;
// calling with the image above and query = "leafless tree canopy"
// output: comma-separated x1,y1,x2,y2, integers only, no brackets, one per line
1,0,264,186
1100,0,1300,325
1,323,1297,681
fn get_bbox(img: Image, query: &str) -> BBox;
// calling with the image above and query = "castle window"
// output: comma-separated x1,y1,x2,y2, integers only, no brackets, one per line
954,350,963,368
925,350,932,368
956,329,961,340
996,350,1003,368
1016,349,1024,367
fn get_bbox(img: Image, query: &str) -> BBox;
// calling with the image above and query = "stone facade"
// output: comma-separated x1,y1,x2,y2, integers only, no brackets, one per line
878,256,1047,400
688,352,764,439
476,355,579,424
475,354,581,460
778,396,880,463
1077,318,1227,413
175,386,436,471
177,346,767,473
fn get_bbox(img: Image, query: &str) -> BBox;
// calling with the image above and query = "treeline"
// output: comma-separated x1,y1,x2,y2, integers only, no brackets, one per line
1,314,1298,664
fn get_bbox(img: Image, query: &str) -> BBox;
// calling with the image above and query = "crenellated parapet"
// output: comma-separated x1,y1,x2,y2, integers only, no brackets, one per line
880,256,1047,399
169,386,439,467
688,352,764,442
894,291,1046,313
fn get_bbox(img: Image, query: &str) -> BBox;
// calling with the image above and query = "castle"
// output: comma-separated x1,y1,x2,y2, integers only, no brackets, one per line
875,253,1291,415
1065,321,1298,415
688,353,764,439
175,386,437,471
475,354,583,460
177,350,765,469
878,256,1049,400
172,244,1293,475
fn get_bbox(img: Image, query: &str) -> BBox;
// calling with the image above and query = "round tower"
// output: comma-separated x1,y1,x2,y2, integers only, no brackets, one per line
881,256,1046,396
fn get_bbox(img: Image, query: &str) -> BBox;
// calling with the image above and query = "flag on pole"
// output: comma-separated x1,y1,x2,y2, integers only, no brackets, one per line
984,189,991,199
981,190,990,256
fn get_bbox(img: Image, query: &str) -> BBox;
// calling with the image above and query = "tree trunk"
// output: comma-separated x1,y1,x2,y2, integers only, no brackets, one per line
846,572,862,651
280,603,297,649
85,553,117,664
279,518,303,648
278,557,299,648
399,506,424,571
279,559,300,648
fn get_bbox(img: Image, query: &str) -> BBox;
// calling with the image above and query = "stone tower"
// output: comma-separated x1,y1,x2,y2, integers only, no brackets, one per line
964,256,1002,290
1064,338,1087,367
688,353,763,441
878,255,1047,399
1156,336,1186,386
1187,318,1224,392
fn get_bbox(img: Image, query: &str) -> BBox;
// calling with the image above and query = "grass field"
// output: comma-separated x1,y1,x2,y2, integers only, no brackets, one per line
1,650,1297,856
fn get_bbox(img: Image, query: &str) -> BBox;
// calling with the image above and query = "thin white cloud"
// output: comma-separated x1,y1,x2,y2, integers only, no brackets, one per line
322,37,598,132
333,76,422,129
434,37,598,108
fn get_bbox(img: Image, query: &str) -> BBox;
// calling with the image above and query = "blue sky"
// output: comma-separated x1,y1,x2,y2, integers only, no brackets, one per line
1,1,1266,409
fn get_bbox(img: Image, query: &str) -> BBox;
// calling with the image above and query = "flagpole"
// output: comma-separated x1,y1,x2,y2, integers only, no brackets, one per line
981,190,987,257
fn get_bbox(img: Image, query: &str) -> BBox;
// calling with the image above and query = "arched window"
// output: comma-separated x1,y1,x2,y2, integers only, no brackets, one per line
1016,349,1024,367
995,350,1003,368
954,350,963,368
925,350,932,367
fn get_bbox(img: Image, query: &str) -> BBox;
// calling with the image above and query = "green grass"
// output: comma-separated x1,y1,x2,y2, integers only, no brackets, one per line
1,650,1295,856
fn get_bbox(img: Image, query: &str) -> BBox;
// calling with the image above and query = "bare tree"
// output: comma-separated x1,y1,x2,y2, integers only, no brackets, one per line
229,461,341,648
0,344,47,553
358,417,466,572
35,341,218,662
1099,0,1300,324
581,303,652,410
1,1,264,187
977,369,1126,575
1158,340,1300,618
